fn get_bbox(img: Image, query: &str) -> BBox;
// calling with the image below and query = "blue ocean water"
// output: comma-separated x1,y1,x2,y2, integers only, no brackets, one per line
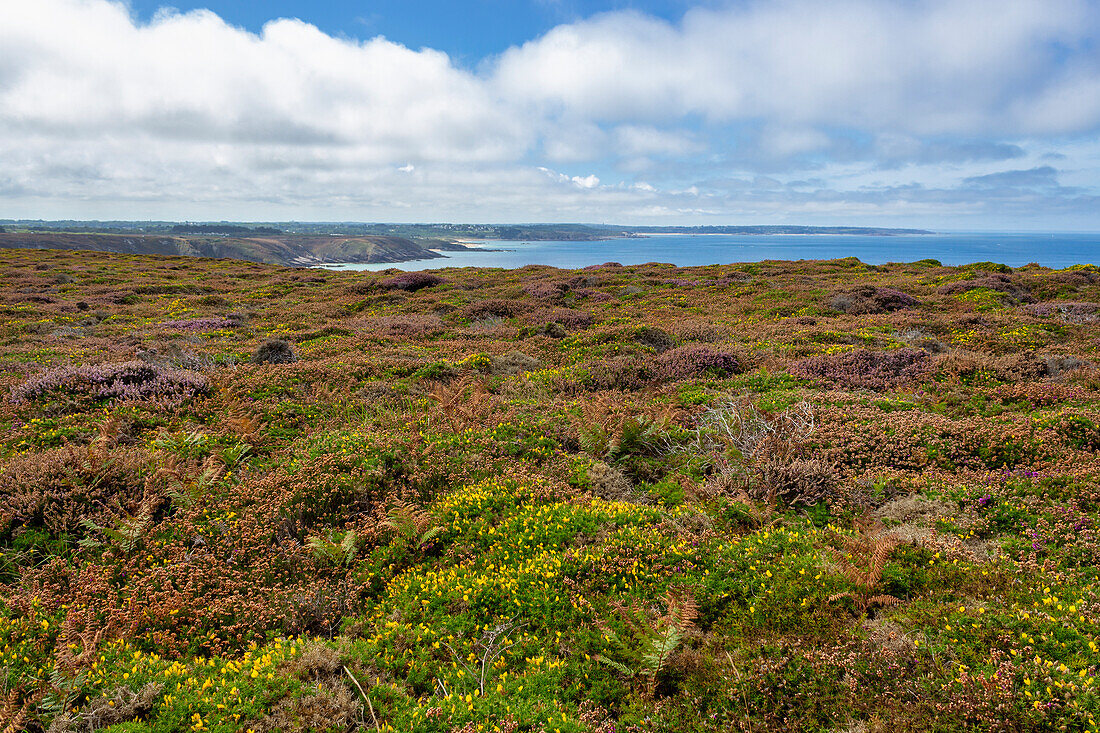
321,231,1100,271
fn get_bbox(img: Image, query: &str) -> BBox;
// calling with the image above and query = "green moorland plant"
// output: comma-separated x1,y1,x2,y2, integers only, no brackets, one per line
1,248,1100,731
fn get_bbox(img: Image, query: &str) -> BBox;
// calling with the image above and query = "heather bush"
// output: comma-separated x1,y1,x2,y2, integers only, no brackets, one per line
381,271,445,291
10,361,210,406
367,313,445,338
0,442,150,540
671,320,722,342
462,298,521,321
522,279,570,300
791,348,930,390
988,382,1085,406
829,285,920,314
934,350,1047,384
1038,412,1100,452
1045,267,1100,287
654,345,742,381
584,355,654,391
532,307,595,329
1025,301,1100,323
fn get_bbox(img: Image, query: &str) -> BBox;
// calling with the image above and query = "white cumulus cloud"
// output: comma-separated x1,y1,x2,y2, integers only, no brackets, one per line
0,0,1099,226
493,0,1100,136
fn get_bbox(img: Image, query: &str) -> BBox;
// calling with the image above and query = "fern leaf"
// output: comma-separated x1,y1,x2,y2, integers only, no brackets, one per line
77,518,104,550
665,589,698,631
595,655,636,677
339,530,358,564
641,626,683,676
419,525,443,546
306,535,339,565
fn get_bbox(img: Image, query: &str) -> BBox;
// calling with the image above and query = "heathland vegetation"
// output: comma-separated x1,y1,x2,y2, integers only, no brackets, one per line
1,248,1099,731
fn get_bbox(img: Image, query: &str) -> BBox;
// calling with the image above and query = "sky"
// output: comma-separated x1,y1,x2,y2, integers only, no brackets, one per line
2,0,1100,228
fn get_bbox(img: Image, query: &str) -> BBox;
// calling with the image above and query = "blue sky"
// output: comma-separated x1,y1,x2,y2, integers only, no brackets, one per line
126,0,706,60
2,0,1100,228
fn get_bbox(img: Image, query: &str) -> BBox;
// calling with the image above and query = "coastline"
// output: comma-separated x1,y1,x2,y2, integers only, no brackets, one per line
314,231,1098,271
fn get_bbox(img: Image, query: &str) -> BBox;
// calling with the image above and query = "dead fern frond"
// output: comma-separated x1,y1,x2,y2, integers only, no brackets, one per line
428,377,493,432
659,587,698,633
53,608,108,675
226,403,263,441
828,518,900,615
1,687,28,733
866,594,902,610
160,454,224,509
94,416,125,447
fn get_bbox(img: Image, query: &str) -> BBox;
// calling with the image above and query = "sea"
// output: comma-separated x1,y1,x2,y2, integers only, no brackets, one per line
319,231,1100,272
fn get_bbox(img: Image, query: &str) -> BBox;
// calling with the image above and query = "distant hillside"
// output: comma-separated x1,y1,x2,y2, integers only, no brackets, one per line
170,224,284,235
0,231,449,266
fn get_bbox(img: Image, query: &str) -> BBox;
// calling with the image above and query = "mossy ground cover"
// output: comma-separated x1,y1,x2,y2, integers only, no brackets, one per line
2,248,1100,731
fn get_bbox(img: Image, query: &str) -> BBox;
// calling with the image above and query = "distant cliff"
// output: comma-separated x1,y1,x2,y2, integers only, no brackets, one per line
0,232,451,266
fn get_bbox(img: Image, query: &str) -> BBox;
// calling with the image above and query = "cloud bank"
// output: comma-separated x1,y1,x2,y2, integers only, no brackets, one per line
2,0,1099,226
